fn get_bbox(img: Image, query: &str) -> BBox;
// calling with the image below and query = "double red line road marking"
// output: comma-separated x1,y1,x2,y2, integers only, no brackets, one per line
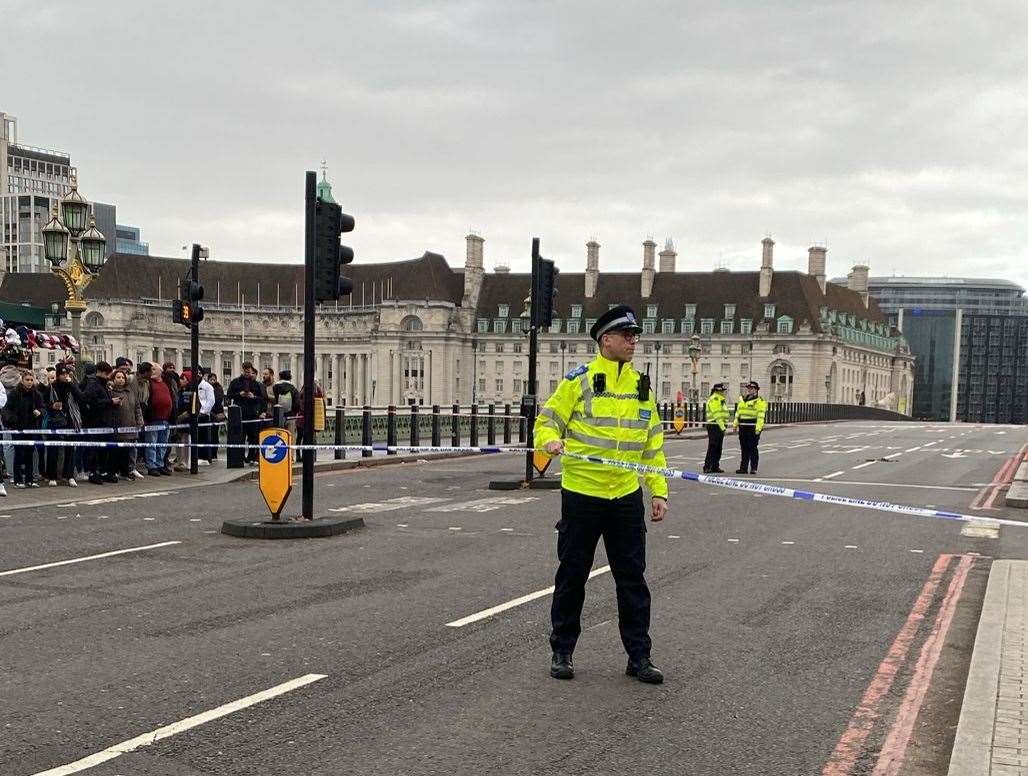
823,553,976,776
971,443,1027,511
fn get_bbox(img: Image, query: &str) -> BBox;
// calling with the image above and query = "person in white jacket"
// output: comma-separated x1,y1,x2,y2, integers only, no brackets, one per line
196,370,216,466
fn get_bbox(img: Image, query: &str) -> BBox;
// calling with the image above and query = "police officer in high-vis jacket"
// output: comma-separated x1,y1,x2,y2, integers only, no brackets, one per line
734,380,767,474
535,304,669,685
703,382,729,473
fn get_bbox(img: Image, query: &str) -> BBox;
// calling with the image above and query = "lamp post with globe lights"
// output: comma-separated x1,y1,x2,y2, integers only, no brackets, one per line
687,334,701,403
40,174,107,344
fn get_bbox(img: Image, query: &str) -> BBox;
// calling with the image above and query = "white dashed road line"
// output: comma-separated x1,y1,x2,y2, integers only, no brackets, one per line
446,565,611,627
0,541,182,578
28,673,327,776
822,471,846,480
851,461,877,470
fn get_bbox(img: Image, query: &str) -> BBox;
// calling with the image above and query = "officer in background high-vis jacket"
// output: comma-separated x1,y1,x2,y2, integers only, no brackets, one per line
734,380,767,474
534,304,668,685
703,382,729,473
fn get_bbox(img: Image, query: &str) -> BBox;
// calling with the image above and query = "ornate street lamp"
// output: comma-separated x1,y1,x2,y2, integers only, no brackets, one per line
687,334,701,403
825,373,832,403
39,174,107,345
654,340,662,398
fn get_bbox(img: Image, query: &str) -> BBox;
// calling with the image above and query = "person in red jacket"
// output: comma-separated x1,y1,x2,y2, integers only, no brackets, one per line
142,363,174,476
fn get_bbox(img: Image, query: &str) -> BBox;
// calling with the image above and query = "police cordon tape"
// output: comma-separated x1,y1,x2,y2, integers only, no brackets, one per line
2,437,1022,530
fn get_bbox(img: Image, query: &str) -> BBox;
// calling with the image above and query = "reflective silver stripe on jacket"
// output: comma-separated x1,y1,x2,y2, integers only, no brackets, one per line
538,406,567,435
583,415,649,430
567,429,647,451
641,448,661,460
578,374,593,417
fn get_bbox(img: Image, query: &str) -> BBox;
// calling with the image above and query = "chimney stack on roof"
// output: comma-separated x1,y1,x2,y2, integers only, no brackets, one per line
808,244,827,294
585,239,599,298
759,236,774,297
462,231,485,309
848,264,870,307
641,238,656,298
658,237,676,273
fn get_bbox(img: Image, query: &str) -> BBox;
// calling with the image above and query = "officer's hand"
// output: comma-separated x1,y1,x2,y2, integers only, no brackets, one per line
543,440,564,456
651,497,667,522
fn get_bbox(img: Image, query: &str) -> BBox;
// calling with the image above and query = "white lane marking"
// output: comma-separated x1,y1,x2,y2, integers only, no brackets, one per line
823,471,846,480
667,534,681,539
448,526,462,531
852,461,877,470
909,549,924,554
189,518,201,522
29,673,326,776
429,496,538,513
845,545,858,549
55,491,172,508
143,517,155,521
0,541,182,578
882,453,902,460
781,540,795,545
905,446,923,453
500,528,514,532
329,496,449,513
446,566,611,627
728,538,740,543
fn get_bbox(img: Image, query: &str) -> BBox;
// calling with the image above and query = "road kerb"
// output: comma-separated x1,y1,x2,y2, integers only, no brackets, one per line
947,560,1015,775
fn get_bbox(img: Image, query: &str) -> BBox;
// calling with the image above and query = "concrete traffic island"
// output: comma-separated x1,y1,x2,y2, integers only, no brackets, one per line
1006,461,1028,509
221,515,365,539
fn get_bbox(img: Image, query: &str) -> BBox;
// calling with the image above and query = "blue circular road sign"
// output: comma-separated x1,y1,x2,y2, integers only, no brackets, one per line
261,434,288,464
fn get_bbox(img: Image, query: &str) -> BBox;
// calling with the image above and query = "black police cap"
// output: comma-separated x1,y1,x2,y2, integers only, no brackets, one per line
590,305,643,342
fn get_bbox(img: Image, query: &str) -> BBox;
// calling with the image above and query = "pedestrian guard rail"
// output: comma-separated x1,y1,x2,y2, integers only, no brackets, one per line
214,400,913,468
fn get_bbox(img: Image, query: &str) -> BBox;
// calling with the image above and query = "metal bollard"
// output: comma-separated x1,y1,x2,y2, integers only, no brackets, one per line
226,404,244,469
273,405,285,429
503,403,512,444
487,404,496,445
470,404,479,446
432,404,441,447
335,407,345,460
518,415,526,444
451,403,460,447
387,404,397,455
410,404,419,448
362,405,372,458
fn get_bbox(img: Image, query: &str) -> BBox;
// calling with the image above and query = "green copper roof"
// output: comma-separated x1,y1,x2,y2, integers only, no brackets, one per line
316,174,337,204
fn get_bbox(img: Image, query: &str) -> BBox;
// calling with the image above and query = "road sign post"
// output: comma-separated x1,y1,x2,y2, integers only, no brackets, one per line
258,428,293,521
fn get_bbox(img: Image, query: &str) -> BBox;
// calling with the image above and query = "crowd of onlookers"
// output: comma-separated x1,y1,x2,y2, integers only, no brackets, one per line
0,358,303,497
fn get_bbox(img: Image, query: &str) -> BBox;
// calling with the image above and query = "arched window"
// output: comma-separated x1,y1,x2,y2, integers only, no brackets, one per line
84,312,104,328
769,360,794,401
400,315,423,332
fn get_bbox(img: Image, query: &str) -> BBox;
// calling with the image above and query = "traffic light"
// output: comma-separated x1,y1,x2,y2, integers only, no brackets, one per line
532,256,558,328
173,276,204,328
314,198,356,303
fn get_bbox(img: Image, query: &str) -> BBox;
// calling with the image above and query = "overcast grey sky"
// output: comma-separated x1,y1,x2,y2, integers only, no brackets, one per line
5,0,1028,288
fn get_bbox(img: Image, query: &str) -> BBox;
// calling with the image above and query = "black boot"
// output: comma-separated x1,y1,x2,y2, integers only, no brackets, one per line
735,468,747,475
550,652,574,680
626,657,664,684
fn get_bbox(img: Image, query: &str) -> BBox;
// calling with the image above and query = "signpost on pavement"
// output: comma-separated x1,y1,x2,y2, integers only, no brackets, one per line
258,428,293,520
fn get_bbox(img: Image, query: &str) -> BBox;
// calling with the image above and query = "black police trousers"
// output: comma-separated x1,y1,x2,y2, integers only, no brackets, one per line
739,424,760,472
703,425,724,471
550,487,651,660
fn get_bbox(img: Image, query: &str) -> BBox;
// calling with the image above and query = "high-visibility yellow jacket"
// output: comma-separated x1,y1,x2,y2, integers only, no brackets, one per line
534,353,669,501
734,396,767,433
704,393,729,431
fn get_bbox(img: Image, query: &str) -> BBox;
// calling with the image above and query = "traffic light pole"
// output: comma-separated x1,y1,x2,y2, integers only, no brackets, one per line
189,243,201,476
525,237,540,485
301,171,317,520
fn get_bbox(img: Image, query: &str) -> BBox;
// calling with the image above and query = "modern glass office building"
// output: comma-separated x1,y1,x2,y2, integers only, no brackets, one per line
955,314,1028,425
845,276,1028,423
